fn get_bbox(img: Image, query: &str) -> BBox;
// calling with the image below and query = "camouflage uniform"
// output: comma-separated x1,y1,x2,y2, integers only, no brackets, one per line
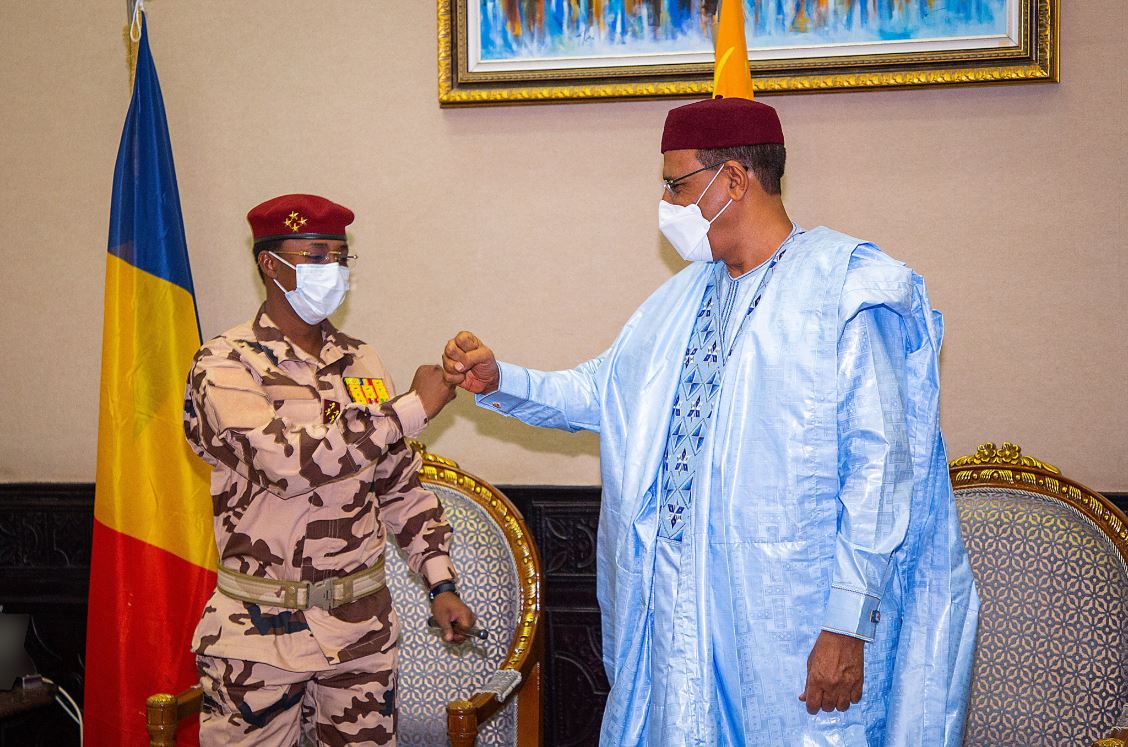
184,306,454,745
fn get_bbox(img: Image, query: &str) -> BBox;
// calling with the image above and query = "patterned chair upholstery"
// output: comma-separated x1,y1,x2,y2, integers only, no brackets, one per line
391,442,542,747
950,442,1128,747
145,443,542,747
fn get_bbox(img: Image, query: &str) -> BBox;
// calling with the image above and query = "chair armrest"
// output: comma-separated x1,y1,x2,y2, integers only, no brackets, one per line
479,668,523,701
174,684,204,720
145,684,203,747
1093,729,1128,747
447,667,522,727
446,618,544,747
446,662,532,737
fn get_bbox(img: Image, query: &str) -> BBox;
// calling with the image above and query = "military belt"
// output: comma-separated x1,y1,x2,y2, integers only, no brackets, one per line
215,556,386,611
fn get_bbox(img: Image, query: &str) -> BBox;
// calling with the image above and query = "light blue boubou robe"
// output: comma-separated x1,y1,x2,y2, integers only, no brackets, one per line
478,228,979,746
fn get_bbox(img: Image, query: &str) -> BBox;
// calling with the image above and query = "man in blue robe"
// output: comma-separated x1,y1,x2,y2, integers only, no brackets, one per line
442,97,978,746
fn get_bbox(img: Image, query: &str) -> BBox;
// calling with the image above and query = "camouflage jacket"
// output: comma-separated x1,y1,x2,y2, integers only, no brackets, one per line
183,305,455,670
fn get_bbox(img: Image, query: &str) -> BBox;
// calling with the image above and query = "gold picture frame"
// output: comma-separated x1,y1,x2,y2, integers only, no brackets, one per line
437,0,1058,107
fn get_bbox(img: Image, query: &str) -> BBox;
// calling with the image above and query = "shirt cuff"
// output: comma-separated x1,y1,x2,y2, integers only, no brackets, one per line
389,391,428,439
822,585,881,642
475,361,530,414
421,556,456,589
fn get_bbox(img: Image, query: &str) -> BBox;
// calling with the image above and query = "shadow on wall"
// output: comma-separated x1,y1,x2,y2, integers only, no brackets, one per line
657,233,683,276
426,388,601,461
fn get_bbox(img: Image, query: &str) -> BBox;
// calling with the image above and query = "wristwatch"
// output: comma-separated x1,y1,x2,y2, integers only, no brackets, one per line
428,580,458,601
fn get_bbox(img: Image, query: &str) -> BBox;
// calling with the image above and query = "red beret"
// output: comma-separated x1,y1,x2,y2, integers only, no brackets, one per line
247,194,355,245
661,97,784,153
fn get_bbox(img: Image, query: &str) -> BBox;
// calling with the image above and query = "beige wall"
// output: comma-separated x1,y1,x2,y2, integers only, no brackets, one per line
1,2,1124,488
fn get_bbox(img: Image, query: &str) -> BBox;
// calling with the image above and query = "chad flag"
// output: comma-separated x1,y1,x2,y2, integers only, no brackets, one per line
85,11,216,746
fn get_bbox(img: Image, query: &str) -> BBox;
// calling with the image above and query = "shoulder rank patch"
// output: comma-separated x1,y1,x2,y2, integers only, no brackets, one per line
344,377,390,405
322,400,342,425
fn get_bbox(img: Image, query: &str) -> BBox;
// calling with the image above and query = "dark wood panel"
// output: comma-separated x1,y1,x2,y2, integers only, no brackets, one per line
0,483,614,747
497,487,606,745
1,483,1125,746
0,483,91,747
0,484,93,609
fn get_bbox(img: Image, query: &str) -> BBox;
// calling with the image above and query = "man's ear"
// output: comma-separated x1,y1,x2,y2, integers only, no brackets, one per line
258,251,278,280
724,160,751,201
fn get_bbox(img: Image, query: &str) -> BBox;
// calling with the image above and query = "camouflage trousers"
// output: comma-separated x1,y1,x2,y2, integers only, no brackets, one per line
197,646,398,746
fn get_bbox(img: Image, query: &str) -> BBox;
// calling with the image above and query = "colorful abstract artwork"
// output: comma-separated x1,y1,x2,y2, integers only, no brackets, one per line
437,0,1058,105
477,0,1010,68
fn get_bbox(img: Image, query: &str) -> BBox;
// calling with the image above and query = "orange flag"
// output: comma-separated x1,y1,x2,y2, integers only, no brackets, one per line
712,0,755,99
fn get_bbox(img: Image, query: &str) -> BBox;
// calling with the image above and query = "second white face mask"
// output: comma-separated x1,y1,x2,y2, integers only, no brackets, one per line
658,166,733,263
270,252,350,324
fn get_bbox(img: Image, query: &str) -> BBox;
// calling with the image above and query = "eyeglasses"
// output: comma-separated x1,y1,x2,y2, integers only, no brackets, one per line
272,250,357,267
662,161,727,194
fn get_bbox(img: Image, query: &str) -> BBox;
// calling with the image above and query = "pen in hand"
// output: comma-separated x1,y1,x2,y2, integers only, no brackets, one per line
427,615,490,641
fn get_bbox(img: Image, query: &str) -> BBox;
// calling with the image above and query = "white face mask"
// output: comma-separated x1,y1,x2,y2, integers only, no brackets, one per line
269,252,350,324
658,166,733,262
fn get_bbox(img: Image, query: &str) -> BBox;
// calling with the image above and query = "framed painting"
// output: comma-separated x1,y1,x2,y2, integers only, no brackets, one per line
437,0,1058,106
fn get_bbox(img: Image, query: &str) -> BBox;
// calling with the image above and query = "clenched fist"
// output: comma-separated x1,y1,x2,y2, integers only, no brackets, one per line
442,331,500,395
430,591,477,644
411,364,456,420
799,630,865,714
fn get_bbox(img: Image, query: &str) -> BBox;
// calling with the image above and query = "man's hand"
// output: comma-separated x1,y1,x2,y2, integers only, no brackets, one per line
442,331,500,395
430,592,477,644
799,630,865,714
411,364,456,420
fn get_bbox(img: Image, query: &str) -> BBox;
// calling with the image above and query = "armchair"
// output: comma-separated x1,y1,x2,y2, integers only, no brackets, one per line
146,442,542,747
950,442,1128,746
393,442,542,746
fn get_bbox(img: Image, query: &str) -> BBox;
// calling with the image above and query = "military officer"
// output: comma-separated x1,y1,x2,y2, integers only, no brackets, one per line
184,194,474,745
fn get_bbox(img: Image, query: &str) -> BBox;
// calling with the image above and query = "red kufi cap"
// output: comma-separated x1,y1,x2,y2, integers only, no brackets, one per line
247,194,355,245
661,97,784,153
